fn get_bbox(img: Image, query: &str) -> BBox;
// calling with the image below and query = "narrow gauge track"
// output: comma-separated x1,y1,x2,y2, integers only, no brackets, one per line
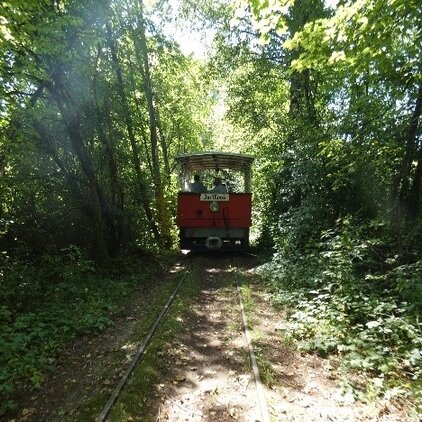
97,253,270,421
96,275,185,422
237,281,271,422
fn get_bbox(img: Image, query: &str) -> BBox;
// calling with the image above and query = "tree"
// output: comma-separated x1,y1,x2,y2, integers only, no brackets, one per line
0,0,114,261
275,0,422,223
0,0,216,259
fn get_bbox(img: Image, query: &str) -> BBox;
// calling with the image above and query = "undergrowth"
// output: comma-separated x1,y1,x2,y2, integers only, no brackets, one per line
0,246,158,416
258,217,422,412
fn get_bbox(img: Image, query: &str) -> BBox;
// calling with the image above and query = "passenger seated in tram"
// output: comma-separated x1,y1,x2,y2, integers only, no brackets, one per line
188,174,207,193
208,177,228,193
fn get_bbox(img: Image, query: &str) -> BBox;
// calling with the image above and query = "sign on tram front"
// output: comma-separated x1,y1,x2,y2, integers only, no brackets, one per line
200,193,229,201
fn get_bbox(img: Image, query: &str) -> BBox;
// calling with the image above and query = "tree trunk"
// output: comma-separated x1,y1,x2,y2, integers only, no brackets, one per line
398,85,422,202
92,61,129,250
408,145,422,218
391,84,422,222
45,81,111,263
93,45,124,210
406,85,422,219
135,1,162,196
127,56,154,177
105,21,161,244
32,119,84,204
134,0,172,246
156,109,171,181
101,94,124,209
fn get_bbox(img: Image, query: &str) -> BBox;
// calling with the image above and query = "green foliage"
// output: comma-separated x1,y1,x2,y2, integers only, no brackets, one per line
0,247,155,415
259,218,422,403
1,0,422,413
0,0,216,257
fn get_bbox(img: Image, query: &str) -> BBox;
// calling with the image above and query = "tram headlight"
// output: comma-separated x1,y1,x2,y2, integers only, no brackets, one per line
209,201,219,212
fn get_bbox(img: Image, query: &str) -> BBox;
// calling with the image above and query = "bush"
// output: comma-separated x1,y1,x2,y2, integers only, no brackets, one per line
259,217,422,403
0,246,154,415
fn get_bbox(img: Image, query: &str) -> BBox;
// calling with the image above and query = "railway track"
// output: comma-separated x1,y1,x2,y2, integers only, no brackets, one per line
96,253,270,421
96,274,186,422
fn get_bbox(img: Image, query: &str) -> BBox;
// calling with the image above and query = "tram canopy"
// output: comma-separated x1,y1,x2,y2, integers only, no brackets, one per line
175,152,254,172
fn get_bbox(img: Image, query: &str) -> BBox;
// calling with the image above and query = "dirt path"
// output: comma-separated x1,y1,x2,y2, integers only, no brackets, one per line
243,280,414,421
11,253,415,421
146,254,262,422
137,253,413,422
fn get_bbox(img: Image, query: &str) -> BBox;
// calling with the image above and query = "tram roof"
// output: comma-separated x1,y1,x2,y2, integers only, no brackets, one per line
175,152,254,172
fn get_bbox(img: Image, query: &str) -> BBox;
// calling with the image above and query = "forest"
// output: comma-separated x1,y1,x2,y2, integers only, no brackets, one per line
0,0,421,416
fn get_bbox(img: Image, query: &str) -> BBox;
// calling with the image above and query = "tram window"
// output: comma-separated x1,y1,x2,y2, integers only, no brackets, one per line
224,172,244,193
186,174,207,193
181,169,247,193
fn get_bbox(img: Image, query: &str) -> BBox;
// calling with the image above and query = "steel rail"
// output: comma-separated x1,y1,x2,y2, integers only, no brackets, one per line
96,275,185,422
236,283,271,422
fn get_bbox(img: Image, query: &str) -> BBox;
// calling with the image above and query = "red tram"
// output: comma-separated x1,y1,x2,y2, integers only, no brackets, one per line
175,152,254,250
